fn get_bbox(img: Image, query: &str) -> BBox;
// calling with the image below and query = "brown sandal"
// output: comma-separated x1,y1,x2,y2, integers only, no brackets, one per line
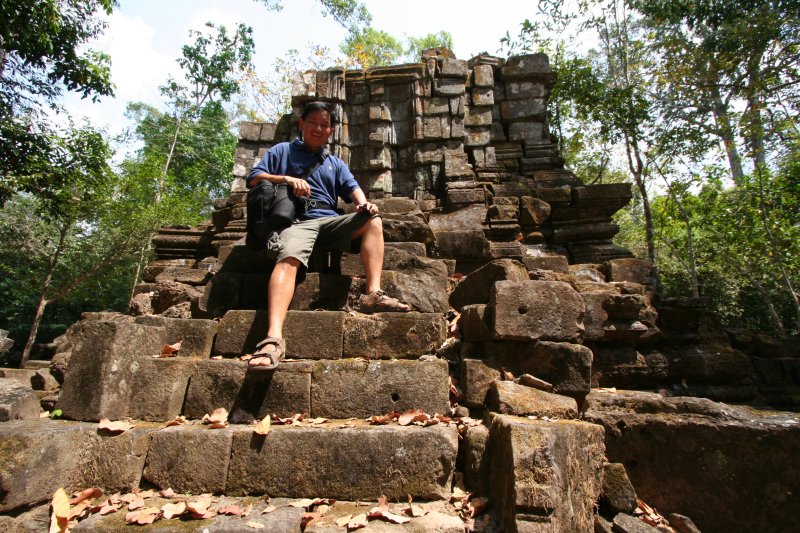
359,290,411,313
249,337,286,369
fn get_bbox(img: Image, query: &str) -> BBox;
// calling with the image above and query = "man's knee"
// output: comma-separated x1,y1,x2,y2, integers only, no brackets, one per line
364,216,382,233
273,257,302,273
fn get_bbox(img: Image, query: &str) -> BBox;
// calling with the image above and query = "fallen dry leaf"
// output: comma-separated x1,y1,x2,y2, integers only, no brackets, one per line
157,341,181,358
336,514,353,527
405,495,428,517
470,496,490,517
246,521,265,529
67,501,91,521
302,512,321,527
398,409,429,426
137,489,156,499
127,494,145,511
70,487,103,505
164,416,186,428
217,505,242,516
187,497,217,519
161,501,186,519
367,412,398,425
253,415,271,436
347,513,369,530
160,488,176,498
49,488,70,533
288,497,336,509
99,501,120,515
309,417,329,425
202,408,229,425
242,504,253,517
98,418,134,433
368,507,411,524
125,507,160,525
261,505,277,514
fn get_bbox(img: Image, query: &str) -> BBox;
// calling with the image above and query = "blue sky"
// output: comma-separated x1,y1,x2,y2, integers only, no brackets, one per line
62,0,541,137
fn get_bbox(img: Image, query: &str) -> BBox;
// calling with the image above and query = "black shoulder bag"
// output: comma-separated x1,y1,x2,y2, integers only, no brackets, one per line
245,157,325,251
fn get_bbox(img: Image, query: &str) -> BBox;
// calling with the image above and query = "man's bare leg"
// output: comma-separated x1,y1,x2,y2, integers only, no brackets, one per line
353,216,410,312
250,257,300,367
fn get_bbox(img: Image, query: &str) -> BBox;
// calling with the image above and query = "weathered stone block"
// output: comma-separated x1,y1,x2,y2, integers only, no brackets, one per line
143,426,234,494
343,312,446,358
289,273,353,311
57,321,167,421
464,423,490,493
522,254,569,273
606,258,653,285
0,378,39,421
461,341,592,406
183,359,248,420
489,415,604,532
311,359,450,418
460,304,493,342
439,58,468,77
134,316,217,357
434,77,465,96
0,419,96,512
509,121,545,141
197,272,242,317
486,380,578,418
233,361,312,418
501,54,551,77
505,80,547,99
215,310,345,359
473,64,494,87
128,358,197,421
519,196,551,225
601,462,638,514
501,99,546,121
227,424,458,500
491,280,585,342
472,87,494,106
377,270,450,314
450,259,529,311
83,426,152,493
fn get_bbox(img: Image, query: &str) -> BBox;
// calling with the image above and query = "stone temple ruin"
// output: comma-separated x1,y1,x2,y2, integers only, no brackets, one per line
1,51,799,532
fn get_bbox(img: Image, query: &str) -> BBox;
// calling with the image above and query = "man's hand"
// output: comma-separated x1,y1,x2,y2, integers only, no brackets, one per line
356,201,379,215
285,176,311,197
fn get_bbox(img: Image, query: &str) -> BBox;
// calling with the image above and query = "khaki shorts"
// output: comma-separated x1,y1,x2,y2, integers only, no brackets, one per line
265,211,374,268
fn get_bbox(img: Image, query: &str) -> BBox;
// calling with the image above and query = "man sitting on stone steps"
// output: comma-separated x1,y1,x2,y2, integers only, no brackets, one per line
246,101,410,368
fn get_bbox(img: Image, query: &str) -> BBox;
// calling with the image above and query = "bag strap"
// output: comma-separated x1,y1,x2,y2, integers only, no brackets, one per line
297,150,327,180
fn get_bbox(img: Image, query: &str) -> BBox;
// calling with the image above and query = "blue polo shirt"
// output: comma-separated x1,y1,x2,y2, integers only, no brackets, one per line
248,139,361,219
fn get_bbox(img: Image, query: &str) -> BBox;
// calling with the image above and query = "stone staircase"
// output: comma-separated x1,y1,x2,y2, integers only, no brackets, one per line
2,51,799,533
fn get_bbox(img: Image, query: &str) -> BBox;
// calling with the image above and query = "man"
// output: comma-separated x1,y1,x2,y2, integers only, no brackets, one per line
246,101,410,368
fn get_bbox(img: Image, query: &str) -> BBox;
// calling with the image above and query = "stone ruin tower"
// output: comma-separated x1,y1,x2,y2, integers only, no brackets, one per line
1,52,799,533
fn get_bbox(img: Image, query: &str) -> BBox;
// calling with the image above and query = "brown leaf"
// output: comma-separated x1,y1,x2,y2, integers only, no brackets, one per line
367,411,398,425
50,488,69,533
160,488,176,498
301,512,321,527
67,501,91,521
309,417,329,425
253,415,271,436
69,487,103,505
261,505,277,514
347,513,369,530
157,341,181,358
246,521,266,529
201,407,229,425
405,495,428,517
127,494,145,511
288,497,336,509
125,507,160,525
187,497,217,519
164,416,186,427
217,505,242,516
137,489,156,499
336,514,353,527
161,501,186,519
367,507,411,524
398,409,429,426
98,418,134,433
470,496,490,517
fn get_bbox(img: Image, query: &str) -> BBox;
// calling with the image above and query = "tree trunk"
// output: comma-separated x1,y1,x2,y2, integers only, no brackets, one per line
710,85,744,183
156,116,182,204
128,241,151,308
19,222,69,367
752,278,786,337
625,135,661,296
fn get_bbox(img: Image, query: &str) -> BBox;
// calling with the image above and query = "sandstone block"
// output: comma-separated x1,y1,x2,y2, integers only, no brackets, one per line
473,64,494,87
376,270,449,314
521,254,568,273
614,513,661,532
134,316,217,357
491,280,585,342
215,310,346,359
0,419,96,512
434,77,465,96
289,273,353,311
83,426,152,493
489,415,604,532
509,121,545,141
460,341,592,406
382,217,435,244
460,304,493,342
197,272,242,317
227,424,458,500
606,258,653,285
464,423,490,493
0,368,37,387
449,259,529,311
505,80,547,99
472,87,494,106
57,321,166,421
183,359,248,420
0,378,39,421
501,54,551,77
128,358,197,421
143,426,234,494
233,361,312,418
439,58,468,77
519,196,551,225
311,359,450,418
486,380,578,418
601,462,638,514
343,312,446,359
501,99,546,120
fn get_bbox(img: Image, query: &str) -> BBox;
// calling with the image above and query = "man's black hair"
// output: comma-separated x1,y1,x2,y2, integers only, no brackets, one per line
301,101,338,126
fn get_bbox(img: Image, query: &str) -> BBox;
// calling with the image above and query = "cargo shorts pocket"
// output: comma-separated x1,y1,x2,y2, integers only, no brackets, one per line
265,231,284,261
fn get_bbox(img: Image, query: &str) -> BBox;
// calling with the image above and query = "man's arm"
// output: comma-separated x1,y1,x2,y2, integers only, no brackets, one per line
349,188,379,215
250,172,311,197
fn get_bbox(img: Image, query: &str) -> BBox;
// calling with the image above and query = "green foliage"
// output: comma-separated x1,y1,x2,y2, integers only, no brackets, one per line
340,28,405,68
252,0,371,31
406,31,454,60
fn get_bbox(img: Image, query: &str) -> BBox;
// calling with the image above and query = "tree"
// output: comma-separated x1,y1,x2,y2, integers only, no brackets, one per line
406,31,454,60
253,0,371,31
340,28,405,68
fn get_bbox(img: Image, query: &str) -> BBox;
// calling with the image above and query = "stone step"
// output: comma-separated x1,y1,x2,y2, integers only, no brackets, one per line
215,310,447,359
58,350,451,422
0,418,458,513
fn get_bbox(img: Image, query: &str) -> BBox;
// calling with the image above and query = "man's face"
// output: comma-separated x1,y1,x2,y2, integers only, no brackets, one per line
299,109,333,151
